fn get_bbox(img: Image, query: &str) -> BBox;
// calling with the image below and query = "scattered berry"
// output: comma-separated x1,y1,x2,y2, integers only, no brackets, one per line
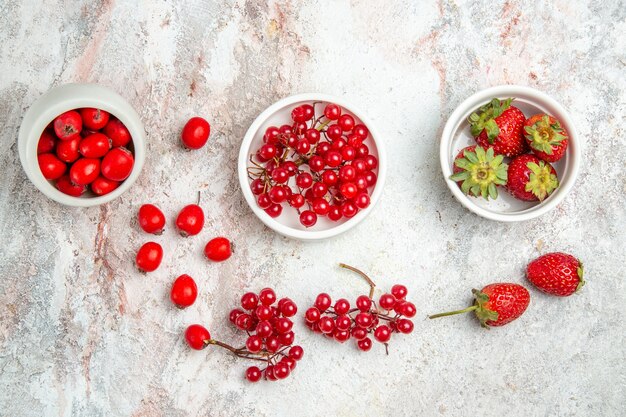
526,252,584,296
204,237,232,262
170,274,198,308
176,204,204,236
138,204,166,234
135,241,163,272
181,117,211,149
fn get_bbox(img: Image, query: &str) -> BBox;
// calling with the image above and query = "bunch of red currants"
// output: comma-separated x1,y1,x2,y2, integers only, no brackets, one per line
248,102,378,228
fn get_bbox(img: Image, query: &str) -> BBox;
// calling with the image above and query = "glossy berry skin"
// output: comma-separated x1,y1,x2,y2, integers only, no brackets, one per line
37,130,56,154
526,252,584,296
56,175,86,196
80,108,110,130
101,147,134,181
474,283,530,327
204,237,232,262
246,366,262,382
300,210,317,227
181,117,211,149
56,135,81,163
185,324,210,350
357,337,372,352
170,274,198,308
507,154,558,202
314,293,332,312
391,284,408,300
374,325,392,343
38,153,66,180
91,176,119,196
138,204,166,234
259,288,276,306
241,292,259,310
355,295,372,312
471,98,527,157
305,307,321,322
324,103,341,120
289,345,304,361
379,294,396,310
53,110,82,141
396,318,414,334
79,133,111,158
334,298,350,315
135,241,163,272
103,119,132,148
69,158,100,185
176,204,204,236
279,299,297,317
524,114,569,162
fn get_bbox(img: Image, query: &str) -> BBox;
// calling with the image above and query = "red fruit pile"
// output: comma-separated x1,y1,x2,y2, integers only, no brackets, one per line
37,108,135,197
247,102,378,228
451,98,566,202
305,264,414,352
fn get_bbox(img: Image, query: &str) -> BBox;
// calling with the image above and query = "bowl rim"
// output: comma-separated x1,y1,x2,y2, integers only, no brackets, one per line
18,83,146,207
439,85,580,222
238,93,387,240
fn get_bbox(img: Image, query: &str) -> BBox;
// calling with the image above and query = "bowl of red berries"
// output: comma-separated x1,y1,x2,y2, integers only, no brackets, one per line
440,85,580,222
18,83,146,207
238,94,386,240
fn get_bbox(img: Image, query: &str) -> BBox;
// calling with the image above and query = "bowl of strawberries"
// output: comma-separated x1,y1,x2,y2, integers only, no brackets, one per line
238,94,386,240
440,85,580,222
18,83,146,207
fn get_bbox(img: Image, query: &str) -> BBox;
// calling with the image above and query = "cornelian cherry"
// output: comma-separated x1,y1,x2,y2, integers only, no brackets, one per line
185,324,210,350
181,117,211,149
136,241,163,272
80,108,110,130
91,176,119,196
170,274,198,308
138,204,166,234
176,204,204,236
38,153,66,180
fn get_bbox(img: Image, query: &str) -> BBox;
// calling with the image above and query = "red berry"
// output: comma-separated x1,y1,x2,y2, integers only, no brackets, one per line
341,145,356,161
379,293,396,310
265,203,282,218
229,309,243,324
339,165,356,182
170,274,198,308
264,126,279,144
79,133,111,158
257,143,278,161
326,124,343,140
357,337,372,351
246,366,262,382
311,182,328,198
38,153,66,180
325,151,342,167
255,305,272,321
91,176,120,196
289,345,304,361
331,138,346,150
176,204,204,236
69,158,101,185
103,119,131,148
275,317,293,334
304,128,320,144
324,103,341,120
268,186,288,204
338,114,355,132
259,288,276,306
357,144,370,158
328,206,342,221
235,313,253,330
274,363,290,379
335,315,351,331
364,171,377,187
265,336,281,353
314,293,332,312
339,182,358,199
321,170,338,186
311,198,330,216
351,327,367,340
241,292,259,310
37,130,56,154
365,155,378,170
355,295,372,312
334,298,350,315
316,142,331,156
181,117,211,149
185,324,210,350
318,316,335,334
138,204,166,234
334,329,351,343
279,299,298,317
80,108,110,130
288,194,305,208
278,331,294,346
354,193,370,209
353,124,369,139
295,172,313,189
374,325,392,343
299,210,317,227
341,202,358,218
101,147,134,181
355,312,373,328
296,139,311,154
308,155,325,172
396,318,414,334
245,336,263,353
396,301,417,318
352,159,367,173
53,110,82,141
256,320,273,338
56,175,86,196
204,237,232,262
135,241,163,272
391,284,408,300
305,307,321,322
56,135,81,163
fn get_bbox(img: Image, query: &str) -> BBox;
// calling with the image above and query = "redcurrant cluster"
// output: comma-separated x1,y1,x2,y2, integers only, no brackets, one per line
227,288,304,382
248,102,378,228
305,264,415,352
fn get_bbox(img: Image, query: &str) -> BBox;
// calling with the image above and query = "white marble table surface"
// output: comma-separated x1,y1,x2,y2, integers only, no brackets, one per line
1,1,625,416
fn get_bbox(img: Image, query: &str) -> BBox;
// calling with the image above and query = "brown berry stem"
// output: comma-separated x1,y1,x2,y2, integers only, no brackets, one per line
428,305,478,319
207,339,269,363
339,263,376,299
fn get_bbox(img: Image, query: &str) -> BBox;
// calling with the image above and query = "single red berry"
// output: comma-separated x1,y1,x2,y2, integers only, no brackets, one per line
281,356,297,371
38,153,66,180
339,165,356,182
70,158,101,185
321,170,338,186
351,327,367,340
138,204,166,234
526,252,584,296
355,295,372,312
296,139,310,154
37,130,56,154
338,114,355,131
241,292,259,310
311,182,328,198
185,324,210,350
365,155,378,170
341,201,358,218
324,103,341,120
318,316,335,334
335,315,351,331
353,124,369,139
396,318,414,334
257,143,278,161
176,204,204,236
354,193,371,209
334,329,351,343
101,147,134,181
396,301,417,318
379,293,396,310
259,288,276,306
91,176,120,196
292,121,307,135
103,119,132,148
204,237,232,262
295,172,313,189
135,241,163,272
316,142,331,156
181,117,211,149
331,138,346,150
80,108,110,130
278,331,294,346
275,317,293,334
328,206,342,221
288,194,305,209
53,110,82,141
305,128,320,144
352,159,367,173
305,307,321,322
357,337,372,351
235,313,253,330
56,175,86,196
256,320,273,338
291,106,307,123
308,155,325,172
56,135,81,163
274,363,290,379
264,126,279,144
314,293,332,312
341,145,356,161
289,345,304,361
265,335,281,353
355,312,373,328
265,203,282,218
245,366,262,382
299,210,317,227
229,308,243,324
170,274,198,308
325,151,342,167
339,182,358,199
268,186,288,204
326,124,343,140
471,98,528,157
334,298,350,315
255,305,272,321
279,299,297,317
79,133,111,158
374,325,392,343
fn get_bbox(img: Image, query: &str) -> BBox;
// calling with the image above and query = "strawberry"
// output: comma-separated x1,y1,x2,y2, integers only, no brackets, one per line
524,114,569,162
507,154,559,201
450,145,508,200
527,252,584,296
429,283,530,328
469,98,528,157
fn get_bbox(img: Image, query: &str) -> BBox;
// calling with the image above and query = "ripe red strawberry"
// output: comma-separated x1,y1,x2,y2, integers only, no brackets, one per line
527,252,584,296
450,145,508,200
429,283,530,328
469,98,528,157
524,114,569,162
507,154,559,201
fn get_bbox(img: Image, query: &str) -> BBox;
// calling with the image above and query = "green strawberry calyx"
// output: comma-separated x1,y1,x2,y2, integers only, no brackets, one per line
427,289,498,329
524,115,566,155
525,160,559,201
450,147,508,200
576,261,586,292
468,97,513,143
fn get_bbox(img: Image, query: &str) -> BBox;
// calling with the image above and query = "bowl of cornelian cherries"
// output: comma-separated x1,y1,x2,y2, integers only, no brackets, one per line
18,83,146,206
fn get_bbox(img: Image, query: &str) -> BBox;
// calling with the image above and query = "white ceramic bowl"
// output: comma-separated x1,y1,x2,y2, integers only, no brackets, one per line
18,83,146,207
238,93,386,240
440,85,580,222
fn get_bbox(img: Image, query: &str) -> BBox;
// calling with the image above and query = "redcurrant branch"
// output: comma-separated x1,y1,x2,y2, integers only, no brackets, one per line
339,263,376,299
